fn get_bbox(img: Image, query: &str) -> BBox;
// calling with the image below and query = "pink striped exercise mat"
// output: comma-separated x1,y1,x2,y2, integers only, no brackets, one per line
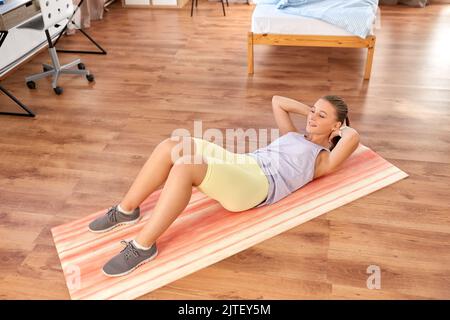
51,145,408,300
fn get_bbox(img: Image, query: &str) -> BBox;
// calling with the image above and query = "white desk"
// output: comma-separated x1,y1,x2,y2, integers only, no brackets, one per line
0,0,62,116
0,0,62,78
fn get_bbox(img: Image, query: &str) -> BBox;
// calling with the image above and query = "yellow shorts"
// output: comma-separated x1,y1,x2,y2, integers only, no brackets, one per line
192,137,269,212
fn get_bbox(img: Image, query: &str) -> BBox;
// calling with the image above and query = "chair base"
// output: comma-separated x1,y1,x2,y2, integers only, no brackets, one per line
25,47,92,91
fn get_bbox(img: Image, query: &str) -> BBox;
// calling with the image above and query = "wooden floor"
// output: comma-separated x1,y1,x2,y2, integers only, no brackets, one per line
0,2,449,299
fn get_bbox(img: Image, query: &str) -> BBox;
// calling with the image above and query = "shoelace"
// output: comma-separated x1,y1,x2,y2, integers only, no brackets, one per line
107,206,119,223
120,240,140,261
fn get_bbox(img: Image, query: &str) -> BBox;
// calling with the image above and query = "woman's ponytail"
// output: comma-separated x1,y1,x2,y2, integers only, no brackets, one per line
345,116,350,127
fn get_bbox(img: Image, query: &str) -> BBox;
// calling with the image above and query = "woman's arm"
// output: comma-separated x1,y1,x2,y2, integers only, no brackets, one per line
272,95,312,136
320,127,360,175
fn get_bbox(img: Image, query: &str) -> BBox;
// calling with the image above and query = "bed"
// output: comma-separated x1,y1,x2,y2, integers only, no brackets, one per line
248,4,378,80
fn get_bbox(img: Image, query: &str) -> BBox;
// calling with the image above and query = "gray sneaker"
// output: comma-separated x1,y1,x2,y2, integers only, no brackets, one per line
102,240,158,277
88,205,141,233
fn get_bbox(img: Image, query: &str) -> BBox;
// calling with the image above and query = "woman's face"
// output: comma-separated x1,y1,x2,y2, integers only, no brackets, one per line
306,98,342,135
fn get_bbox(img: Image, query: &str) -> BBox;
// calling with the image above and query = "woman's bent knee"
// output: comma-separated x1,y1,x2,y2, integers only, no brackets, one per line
171,155,208,186
163,136,196,165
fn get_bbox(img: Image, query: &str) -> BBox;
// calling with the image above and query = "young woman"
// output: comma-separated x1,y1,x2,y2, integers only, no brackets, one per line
89,95,360,277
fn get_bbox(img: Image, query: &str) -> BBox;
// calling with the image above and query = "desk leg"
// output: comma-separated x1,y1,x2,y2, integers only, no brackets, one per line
56,27,107,55
51,0,107,56
0,85,35,117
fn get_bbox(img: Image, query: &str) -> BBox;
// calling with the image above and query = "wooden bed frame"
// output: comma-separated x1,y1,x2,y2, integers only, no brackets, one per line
247,33,376,80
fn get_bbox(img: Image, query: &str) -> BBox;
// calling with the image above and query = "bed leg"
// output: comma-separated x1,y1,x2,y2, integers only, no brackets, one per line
248,32,254,75
364,36,376,80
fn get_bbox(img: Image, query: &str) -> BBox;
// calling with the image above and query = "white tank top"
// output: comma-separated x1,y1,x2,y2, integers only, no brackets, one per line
247,132,329,207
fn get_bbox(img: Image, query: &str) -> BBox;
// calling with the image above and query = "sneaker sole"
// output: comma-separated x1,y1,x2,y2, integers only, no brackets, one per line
102,249,159,278
88,216,142,234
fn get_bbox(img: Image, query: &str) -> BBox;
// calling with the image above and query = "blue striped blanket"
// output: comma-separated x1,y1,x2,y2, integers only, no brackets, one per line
253,0,379,38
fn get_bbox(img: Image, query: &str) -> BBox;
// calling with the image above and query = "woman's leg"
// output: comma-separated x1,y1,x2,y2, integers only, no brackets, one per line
134,155,207,247
119,137,196,212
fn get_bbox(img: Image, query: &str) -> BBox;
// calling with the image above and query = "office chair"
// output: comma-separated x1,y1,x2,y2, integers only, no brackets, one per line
23,0,94,95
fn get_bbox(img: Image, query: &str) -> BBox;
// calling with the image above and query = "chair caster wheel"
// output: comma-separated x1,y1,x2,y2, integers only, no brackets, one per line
78,63,86,70
54,87,63,95
86,74,95,82
26,81,36,89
